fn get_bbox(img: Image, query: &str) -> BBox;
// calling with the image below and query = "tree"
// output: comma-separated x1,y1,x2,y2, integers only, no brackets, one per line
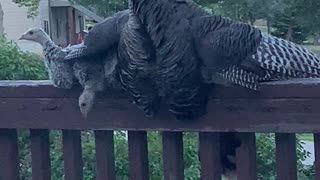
251,0,287,34
293,0,320,45
0,2,4,35
14,0,39,18
270,0,311,43
71,0,127,17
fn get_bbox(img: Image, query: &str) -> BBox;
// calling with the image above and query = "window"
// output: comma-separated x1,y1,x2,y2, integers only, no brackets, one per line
44,20,49,34
78,16,84,31
56,19,61,38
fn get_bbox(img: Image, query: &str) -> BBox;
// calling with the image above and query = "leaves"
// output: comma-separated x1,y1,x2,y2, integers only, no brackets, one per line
0,36,48,80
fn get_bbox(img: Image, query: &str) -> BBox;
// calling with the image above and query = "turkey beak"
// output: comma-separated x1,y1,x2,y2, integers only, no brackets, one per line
19,34,26,40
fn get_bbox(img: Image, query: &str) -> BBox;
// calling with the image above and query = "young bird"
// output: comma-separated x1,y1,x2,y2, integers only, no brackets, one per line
19,28,112,119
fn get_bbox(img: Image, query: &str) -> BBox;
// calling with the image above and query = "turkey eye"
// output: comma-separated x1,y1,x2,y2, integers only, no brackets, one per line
29,31,34,35
81,103,86,107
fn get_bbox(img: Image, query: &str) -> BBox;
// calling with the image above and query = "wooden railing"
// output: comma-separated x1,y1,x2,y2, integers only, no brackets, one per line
1,79,320,180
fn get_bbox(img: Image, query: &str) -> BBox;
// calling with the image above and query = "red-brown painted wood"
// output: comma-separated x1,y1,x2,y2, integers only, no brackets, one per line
94,130,115,180
63,130,83,180
276,133,297,180
31,129,51,180
128,131,149,180
236,133,257,180
0,129,20,180
162,132,184,180
199,132,222,180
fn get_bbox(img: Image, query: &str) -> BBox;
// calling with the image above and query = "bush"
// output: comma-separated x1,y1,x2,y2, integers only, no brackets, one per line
0,36,47,80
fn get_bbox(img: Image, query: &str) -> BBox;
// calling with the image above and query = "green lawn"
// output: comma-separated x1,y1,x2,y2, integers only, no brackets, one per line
298,134,314,142
304,45,320,54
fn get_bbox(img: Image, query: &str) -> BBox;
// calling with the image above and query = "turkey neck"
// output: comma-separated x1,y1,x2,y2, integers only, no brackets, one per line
40,34,59,57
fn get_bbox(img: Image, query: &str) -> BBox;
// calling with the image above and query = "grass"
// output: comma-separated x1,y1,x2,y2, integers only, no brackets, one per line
298,134,314,142
304,45,320,54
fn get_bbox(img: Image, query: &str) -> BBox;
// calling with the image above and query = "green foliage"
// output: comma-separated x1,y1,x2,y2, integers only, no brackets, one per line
256,134,314,180
14,0,40,18
271,13,310,44
0,36,47,80
71,0,128,18
16,132,314,179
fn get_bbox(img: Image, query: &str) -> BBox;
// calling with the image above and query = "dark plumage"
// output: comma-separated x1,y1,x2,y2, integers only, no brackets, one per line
117,2,160,117
127,0,319,177
62,0,320,175
64,9,160,118
64,10,129,61
130,0,210,121
128,1,237,177
193,13,320,89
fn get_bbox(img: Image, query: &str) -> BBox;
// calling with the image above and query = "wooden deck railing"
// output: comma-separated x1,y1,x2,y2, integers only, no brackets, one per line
1,79,320,180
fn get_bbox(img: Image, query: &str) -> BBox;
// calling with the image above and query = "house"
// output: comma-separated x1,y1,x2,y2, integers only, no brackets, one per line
2,0,103,55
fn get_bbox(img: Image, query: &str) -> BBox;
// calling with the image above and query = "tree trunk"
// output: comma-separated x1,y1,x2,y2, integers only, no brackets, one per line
0,2,4,36
313,33,320,46
266,19,272,34
248,12,255,26
285,25,293,42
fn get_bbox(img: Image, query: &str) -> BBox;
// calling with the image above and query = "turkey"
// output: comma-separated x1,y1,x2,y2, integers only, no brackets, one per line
128,0,320,178
63,9,161,118
128,0,210,121
117,1,160,117
19,28,119,119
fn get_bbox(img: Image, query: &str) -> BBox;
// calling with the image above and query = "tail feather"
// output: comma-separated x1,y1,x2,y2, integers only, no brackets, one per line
202,66,260,90
253,34,320,78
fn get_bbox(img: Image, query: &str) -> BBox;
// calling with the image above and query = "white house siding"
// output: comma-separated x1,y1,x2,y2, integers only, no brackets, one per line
1,0,42,55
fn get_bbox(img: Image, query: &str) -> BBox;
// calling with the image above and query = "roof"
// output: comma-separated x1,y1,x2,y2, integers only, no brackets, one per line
50,0,104,22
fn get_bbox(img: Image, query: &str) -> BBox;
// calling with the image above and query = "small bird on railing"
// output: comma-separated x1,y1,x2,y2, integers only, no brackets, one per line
19,28,120,120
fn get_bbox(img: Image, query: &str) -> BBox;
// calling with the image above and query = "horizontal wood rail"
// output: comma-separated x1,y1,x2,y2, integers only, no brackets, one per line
1,80,320,132
0,79,320,180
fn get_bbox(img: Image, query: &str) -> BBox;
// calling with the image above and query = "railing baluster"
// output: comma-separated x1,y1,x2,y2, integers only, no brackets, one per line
199,132,221,180
236,133,257,180
0,129,20,180
314,133,320,180
30,129,51,180
162,131,184,180
276,133,297,180
94,130,115,180
128,131,149,180
63,130,83,180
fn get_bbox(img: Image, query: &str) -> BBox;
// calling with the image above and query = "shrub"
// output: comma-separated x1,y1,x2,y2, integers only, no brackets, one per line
0,36,47,80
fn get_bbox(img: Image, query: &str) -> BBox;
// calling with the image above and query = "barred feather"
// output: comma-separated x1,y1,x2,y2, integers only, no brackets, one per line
131,0,210,120
117,7,160,117
198,26,320,90
202,66,260,90
252,34,320,79
63,45,87,61
42,40,75,89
